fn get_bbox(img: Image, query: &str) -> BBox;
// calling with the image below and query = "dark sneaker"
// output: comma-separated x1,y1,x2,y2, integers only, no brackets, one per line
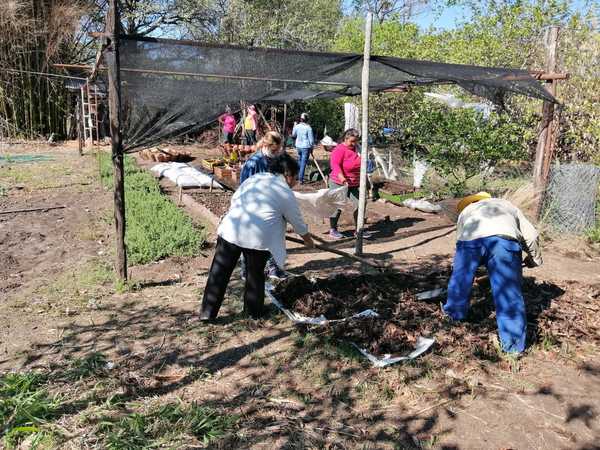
267,265,288,281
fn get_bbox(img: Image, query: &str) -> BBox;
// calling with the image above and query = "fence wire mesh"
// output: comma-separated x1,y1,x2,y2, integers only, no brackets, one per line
543,163,600,233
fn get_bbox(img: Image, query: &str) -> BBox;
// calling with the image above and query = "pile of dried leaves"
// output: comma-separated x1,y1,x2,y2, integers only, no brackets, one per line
274,273,600,357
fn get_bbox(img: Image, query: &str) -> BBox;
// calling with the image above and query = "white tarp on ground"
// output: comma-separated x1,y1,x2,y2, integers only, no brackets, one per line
265,284,435,367
402,198,442,213
352,337,435,368
151,162,223,189
293,185,349,219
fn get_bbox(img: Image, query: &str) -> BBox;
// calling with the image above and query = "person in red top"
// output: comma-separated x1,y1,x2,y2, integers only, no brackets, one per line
218,106,236,144
328,128,367,240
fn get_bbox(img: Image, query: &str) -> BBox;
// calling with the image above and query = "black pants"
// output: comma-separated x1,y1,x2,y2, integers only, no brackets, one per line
201,236,270,319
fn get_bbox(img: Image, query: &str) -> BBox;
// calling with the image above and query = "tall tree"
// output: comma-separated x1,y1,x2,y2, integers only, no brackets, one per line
216,0,343,50
0,0,86,139
351,0,431,23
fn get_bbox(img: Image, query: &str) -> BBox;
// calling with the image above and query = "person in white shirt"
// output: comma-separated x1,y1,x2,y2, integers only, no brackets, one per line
200,153,314,321
443,192,543,353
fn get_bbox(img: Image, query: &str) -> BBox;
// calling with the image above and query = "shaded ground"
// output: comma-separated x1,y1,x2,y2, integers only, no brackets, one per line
1,142,600,449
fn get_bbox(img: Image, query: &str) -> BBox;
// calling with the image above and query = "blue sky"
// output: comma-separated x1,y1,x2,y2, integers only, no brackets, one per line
341,0,596,30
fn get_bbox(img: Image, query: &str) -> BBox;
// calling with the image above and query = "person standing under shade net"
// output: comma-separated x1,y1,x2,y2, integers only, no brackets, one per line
291,113,314,184
218,106,236,144
328,128,368,240
243,105,258,145
199,154,314,321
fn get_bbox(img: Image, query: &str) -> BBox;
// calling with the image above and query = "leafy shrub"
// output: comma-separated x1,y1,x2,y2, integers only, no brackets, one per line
98,153,206,265
401,101,528,195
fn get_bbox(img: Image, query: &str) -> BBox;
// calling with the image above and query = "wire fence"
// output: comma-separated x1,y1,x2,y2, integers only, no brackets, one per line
543,163,600,234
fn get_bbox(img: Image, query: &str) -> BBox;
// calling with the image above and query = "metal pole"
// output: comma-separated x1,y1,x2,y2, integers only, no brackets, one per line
355,12,373,256
106,0,128,280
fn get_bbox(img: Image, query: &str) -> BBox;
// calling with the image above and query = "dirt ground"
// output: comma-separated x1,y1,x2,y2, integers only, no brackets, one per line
1,142,600,449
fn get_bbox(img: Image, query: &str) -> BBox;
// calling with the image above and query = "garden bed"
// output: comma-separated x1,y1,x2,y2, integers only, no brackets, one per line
188,190,233,218
273,272,600,359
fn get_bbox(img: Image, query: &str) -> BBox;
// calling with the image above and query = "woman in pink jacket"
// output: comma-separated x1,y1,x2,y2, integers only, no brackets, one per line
328,128,365,239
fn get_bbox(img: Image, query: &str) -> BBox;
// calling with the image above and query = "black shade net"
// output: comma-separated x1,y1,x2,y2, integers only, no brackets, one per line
112,35,556,152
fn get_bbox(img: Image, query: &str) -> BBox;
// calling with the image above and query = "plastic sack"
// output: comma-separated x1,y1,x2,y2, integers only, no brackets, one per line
402,198,441,213
151,162,223,189
294,185,348,219
413,159,428,188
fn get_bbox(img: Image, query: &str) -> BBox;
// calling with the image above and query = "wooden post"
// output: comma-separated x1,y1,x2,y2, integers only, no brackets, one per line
105,0,127,280
355,12,373,256
76,94,83,156
533,26,559,216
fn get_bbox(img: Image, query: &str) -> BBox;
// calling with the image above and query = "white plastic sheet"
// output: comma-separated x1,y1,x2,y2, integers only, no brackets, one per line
293,185,348,219
415,288,447,300
413,159,429,188
402,198,442,213
151,162,223,189
344,103,360,131
352,337,435,368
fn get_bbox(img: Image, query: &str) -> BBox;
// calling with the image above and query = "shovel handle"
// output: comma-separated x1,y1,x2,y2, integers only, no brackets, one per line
286,234,386,269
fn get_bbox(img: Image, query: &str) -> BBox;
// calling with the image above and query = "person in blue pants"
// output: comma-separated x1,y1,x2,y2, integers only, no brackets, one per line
443,192,543,353
291,113,314,184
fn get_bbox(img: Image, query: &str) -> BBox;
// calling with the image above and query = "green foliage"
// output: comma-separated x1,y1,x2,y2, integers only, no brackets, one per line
217,0,343,50
98,153,206,265
333,0,600,163
287,99,345,141
64,353,108,381
402,102,528,194
0,372,62,448
97,402,238,448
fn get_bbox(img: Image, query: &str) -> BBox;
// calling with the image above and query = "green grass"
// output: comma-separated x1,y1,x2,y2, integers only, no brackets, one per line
0,373,62,448
380,190,427,204
97,401,238,448
22,258,114,310
98,152,206,265
63,353,108,381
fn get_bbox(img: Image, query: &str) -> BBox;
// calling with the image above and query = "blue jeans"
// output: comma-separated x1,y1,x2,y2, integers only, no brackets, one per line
443,236,526,353
296,148,311,183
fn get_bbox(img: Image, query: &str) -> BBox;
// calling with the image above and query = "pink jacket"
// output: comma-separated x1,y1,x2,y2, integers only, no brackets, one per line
329,143,361,187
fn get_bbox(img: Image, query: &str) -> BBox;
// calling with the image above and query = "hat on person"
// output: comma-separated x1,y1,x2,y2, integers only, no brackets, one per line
456,192,492,214
320,136,337,147
300,112,308,120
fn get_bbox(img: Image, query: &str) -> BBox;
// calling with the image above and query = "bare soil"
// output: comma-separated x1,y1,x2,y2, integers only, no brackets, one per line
1,142,600,449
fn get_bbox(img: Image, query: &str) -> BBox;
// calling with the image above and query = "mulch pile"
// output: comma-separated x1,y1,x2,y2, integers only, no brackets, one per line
293,180,328,193
189,190,232,217
274,272,600,358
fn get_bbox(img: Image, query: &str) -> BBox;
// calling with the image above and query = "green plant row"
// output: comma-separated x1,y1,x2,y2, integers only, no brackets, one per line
98,153,206,265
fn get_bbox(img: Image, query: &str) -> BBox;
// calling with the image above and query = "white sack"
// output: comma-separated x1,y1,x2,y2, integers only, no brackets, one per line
413,159,428,188
294,185,348,219
151,162,223,189
402,198,441,213
344,103,359,131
